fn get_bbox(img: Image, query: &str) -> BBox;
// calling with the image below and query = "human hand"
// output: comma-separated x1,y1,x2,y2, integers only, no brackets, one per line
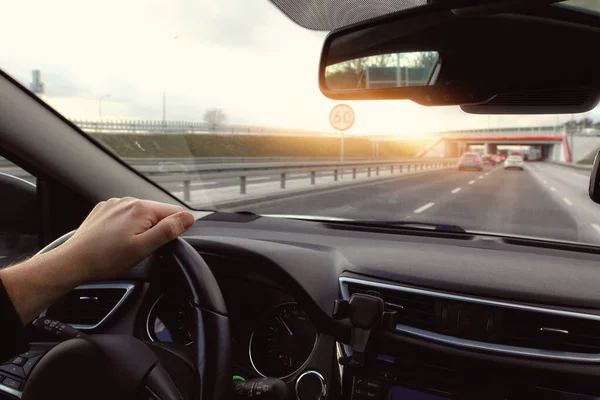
58,197,195,283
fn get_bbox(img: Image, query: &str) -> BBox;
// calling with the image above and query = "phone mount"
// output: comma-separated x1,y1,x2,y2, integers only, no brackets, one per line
333,294,397,368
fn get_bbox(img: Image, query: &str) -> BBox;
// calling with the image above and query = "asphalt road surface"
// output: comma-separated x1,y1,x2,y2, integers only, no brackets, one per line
244,163,600,245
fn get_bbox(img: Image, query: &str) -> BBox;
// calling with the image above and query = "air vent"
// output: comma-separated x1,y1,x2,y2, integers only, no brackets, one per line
341,277,600,361
501,309,600,354
347,283,436,330
45,284,134,329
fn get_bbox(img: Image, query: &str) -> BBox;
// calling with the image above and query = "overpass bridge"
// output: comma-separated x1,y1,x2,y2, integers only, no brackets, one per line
69,118,600,163
402,126,600,163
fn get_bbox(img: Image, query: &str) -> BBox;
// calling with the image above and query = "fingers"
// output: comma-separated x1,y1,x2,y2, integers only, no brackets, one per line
134,211,195,256
129,199,185,225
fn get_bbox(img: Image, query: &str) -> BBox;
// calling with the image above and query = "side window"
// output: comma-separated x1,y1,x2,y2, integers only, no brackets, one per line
0,157,38,268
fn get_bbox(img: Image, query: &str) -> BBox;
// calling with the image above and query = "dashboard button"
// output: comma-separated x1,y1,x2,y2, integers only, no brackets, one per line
356,378,381,390
296,370,327,400
457,310,484,338
354,388,377,398
0,365,25,378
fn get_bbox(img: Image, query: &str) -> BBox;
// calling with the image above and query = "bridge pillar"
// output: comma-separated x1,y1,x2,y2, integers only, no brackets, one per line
443,140,461,158
483,143,496,154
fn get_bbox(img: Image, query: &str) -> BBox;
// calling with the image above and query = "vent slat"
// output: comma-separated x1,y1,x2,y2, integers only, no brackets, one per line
500,307,600,354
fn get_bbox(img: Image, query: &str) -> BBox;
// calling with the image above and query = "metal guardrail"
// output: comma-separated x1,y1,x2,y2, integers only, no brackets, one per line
150,158,458,202
0,156,457,202
553,161,593,170
70,119,336,137
134,158,430,175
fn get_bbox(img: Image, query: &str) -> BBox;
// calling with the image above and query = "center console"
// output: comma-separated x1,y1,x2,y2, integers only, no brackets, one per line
334,293,600,400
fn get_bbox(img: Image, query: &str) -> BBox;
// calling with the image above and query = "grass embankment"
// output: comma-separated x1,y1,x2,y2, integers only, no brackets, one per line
92,134,427,159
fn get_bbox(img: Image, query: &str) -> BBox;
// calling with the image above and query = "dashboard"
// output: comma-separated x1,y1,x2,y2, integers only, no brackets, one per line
8,213,600,400
143,279,319,380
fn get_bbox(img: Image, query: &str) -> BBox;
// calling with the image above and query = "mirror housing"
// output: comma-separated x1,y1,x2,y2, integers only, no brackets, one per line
318,3,600,113
589,151,600,205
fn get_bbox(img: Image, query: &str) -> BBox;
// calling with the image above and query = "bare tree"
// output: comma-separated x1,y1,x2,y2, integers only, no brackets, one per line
203,108,226,130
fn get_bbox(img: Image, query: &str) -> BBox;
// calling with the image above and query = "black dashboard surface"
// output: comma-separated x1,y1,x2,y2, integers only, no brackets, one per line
187,214,600,313
10,213,600,400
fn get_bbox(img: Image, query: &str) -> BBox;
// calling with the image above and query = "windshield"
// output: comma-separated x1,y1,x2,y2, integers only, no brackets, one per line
2,0,600,246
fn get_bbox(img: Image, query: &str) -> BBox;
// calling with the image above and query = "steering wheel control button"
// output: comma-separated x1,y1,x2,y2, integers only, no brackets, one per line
23,355,43,376
11,357,26,366
295,370,326,400
0,365,25,379
1,377,21,390
20,349,44,359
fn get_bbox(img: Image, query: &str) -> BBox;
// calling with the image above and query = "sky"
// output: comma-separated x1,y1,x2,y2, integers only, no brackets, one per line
0,0,598,138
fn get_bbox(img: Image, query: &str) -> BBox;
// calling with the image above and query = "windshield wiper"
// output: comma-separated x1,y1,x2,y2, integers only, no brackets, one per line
329,220,466,233
260,214,466,233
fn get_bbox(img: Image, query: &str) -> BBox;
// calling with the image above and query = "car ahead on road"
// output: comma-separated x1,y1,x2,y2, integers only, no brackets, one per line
482,154,496,166
2,1,600,400
457,152,484,171
504,155,525,170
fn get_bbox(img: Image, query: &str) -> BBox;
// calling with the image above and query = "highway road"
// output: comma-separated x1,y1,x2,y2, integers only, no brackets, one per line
243,162,600,245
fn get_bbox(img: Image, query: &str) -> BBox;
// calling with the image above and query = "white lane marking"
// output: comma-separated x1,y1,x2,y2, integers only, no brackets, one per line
592,224,600,235
478,175,484,179
414,202,435,214
468,180,475,184
550,187,556,192
485,173,489,176
563,198,573,205
451,188,461,194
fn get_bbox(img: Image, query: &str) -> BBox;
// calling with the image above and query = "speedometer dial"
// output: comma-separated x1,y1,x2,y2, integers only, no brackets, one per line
146,293,194,346
249,303,317,379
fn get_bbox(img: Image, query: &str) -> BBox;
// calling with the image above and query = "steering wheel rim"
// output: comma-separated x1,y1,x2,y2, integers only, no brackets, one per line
23,232,232,400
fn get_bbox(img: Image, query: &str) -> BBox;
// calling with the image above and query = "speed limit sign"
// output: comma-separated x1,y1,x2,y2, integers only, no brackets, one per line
329,104,355,131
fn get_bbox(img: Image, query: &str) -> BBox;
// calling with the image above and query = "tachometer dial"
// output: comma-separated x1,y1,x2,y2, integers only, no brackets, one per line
249,303,317,379
147,293,194,346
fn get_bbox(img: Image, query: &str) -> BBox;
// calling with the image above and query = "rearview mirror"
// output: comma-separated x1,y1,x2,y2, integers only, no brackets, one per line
325,51,441,90
318,3,600,113
589,151,600,205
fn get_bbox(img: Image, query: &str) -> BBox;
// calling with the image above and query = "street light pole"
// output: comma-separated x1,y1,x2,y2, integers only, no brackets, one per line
98,94,110,119
162,92,166,123
340,130,345,162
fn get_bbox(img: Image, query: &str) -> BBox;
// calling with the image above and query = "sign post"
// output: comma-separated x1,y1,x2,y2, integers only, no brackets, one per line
329,104,355,162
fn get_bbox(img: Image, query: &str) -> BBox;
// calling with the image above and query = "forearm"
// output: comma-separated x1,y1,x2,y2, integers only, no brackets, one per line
0,245,86,325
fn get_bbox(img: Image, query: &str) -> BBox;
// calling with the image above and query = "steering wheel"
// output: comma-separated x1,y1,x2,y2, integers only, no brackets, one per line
21,232,232,400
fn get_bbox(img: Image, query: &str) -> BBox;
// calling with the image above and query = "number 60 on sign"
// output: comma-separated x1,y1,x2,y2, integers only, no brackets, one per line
329,104,355,131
